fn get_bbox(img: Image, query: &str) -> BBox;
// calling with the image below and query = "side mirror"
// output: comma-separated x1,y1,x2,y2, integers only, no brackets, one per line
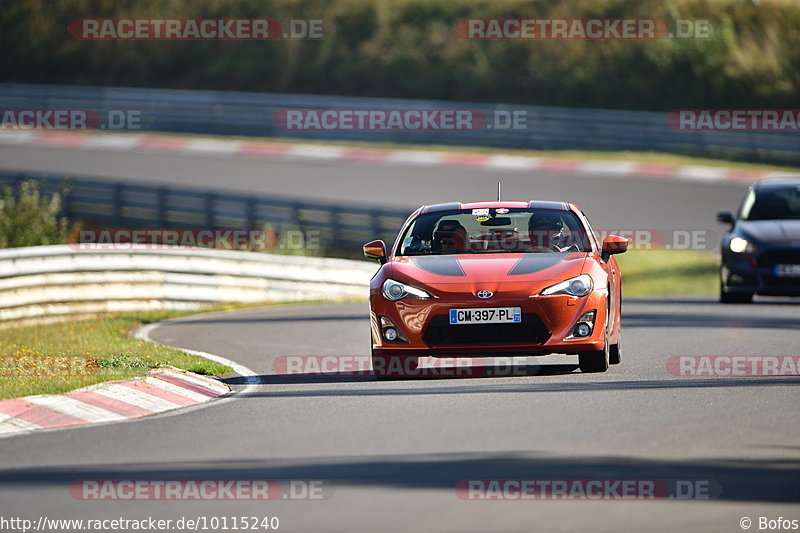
601,235,629,261
716,210,734,224
363,240,387,264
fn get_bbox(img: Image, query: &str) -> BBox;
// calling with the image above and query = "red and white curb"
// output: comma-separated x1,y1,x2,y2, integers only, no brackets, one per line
0,368,230,438
1,130,796,185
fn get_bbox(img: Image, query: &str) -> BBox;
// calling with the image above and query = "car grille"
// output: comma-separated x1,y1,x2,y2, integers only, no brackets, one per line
422,314,550,346
757,249,800,268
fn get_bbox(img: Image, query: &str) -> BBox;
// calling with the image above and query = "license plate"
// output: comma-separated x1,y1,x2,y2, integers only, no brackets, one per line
775,264,800,277
449,307,522,325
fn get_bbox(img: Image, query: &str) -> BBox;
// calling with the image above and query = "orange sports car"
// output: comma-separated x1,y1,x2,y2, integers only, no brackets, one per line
363,201,629,378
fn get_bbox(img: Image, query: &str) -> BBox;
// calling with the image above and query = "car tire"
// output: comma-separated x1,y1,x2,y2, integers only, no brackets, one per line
579,300,610,373
719,279,753,303
372,354,419,379
578,341,609,373
609,332,621,365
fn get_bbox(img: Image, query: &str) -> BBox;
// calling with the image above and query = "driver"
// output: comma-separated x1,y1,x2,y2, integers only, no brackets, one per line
528,212,575,251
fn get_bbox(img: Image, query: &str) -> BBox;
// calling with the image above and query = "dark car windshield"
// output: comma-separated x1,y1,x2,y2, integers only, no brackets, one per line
397,208,593,255
741,186,800,221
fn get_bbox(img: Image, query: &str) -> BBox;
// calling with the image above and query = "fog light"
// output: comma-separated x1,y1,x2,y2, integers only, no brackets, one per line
575,323,592,337
383,328,398,341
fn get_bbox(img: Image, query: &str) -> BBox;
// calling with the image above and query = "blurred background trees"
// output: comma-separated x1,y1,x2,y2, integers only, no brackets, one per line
1,0,797,110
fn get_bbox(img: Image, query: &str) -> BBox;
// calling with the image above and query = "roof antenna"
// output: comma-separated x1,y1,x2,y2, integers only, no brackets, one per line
497,181,501,201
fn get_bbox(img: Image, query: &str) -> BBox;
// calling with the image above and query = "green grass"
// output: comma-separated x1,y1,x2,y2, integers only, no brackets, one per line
617,249,719,296
0,309,233,400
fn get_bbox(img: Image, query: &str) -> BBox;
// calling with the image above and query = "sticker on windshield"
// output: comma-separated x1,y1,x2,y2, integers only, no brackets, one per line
496,208,509,214
472,208,490,217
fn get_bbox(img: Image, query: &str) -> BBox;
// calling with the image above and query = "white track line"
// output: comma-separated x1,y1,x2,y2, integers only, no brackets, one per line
0,131,37,144
675,166,728,182
82,134,142,151
581,160,637,175
183,139,242,155
285,144,346,160
135,321,261,396
484,155,540,171
386,150,445,165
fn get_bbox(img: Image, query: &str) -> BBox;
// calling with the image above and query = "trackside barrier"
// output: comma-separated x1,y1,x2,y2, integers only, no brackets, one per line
0,245,376,322
0,83,797,162
0,172,411,251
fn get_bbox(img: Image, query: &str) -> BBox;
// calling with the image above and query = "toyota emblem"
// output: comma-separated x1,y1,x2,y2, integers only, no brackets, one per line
476,290,493,299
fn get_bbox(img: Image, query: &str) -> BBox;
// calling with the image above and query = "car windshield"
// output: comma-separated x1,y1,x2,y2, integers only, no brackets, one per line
741,186,800,221
397,208,593,255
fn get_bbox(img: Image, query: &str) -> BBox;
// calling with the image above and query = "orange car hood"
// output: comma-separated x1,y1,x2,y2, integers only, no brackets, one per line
389,252,589,286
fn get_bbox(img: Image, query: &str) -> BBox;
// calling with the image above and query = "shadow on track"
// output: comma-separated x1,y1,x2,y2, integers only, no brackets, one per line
161,314,369,325
623,312,800,329
224,363,580,385
0,452,797,504
223,371,799,396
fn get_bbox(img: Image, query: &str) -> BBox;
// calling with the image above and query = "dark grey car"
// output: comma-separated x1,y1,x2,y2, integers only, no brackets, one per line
717,178,800,303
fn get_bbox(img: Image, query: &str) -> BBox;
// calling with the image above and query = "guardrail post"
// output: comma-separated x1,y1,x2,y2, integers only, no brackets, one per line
157,187,167,226
205,192,216,227
112,183,123,225
246,197,256,229
330,208,342,249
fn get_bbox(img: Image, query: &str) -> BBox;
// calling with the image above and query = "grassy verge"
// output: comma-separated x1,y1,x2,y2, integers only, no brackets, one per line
617,249,719,297
0,309,234,400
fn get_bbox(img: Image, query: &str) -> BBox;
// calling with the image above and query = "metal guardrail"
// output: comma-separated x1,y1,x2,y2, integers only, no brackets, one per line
0,172,411,251
0,245,376,322
1,83,798,162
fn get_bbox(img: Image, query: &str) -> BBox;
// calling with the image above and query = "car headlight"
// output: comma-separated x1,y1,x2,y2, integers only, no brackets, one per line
729,237,754,254
382,279,433,301
540,274,594,297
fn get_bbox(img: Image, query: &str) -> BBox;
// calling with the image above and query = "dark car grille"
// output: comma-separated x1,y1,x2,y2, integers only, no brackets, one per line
422,314,550,346
757,249,800,268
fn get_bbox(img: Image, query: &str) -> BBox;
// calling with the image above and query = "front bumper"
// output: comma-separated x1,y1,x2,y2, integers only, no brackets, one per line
370,290,608,357
721,251,800,296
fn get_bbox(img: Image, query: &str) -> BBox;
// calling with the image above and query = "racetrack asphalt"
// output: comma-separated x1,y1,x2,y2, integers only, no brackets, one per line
0,298,797,532
0,144,797,532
